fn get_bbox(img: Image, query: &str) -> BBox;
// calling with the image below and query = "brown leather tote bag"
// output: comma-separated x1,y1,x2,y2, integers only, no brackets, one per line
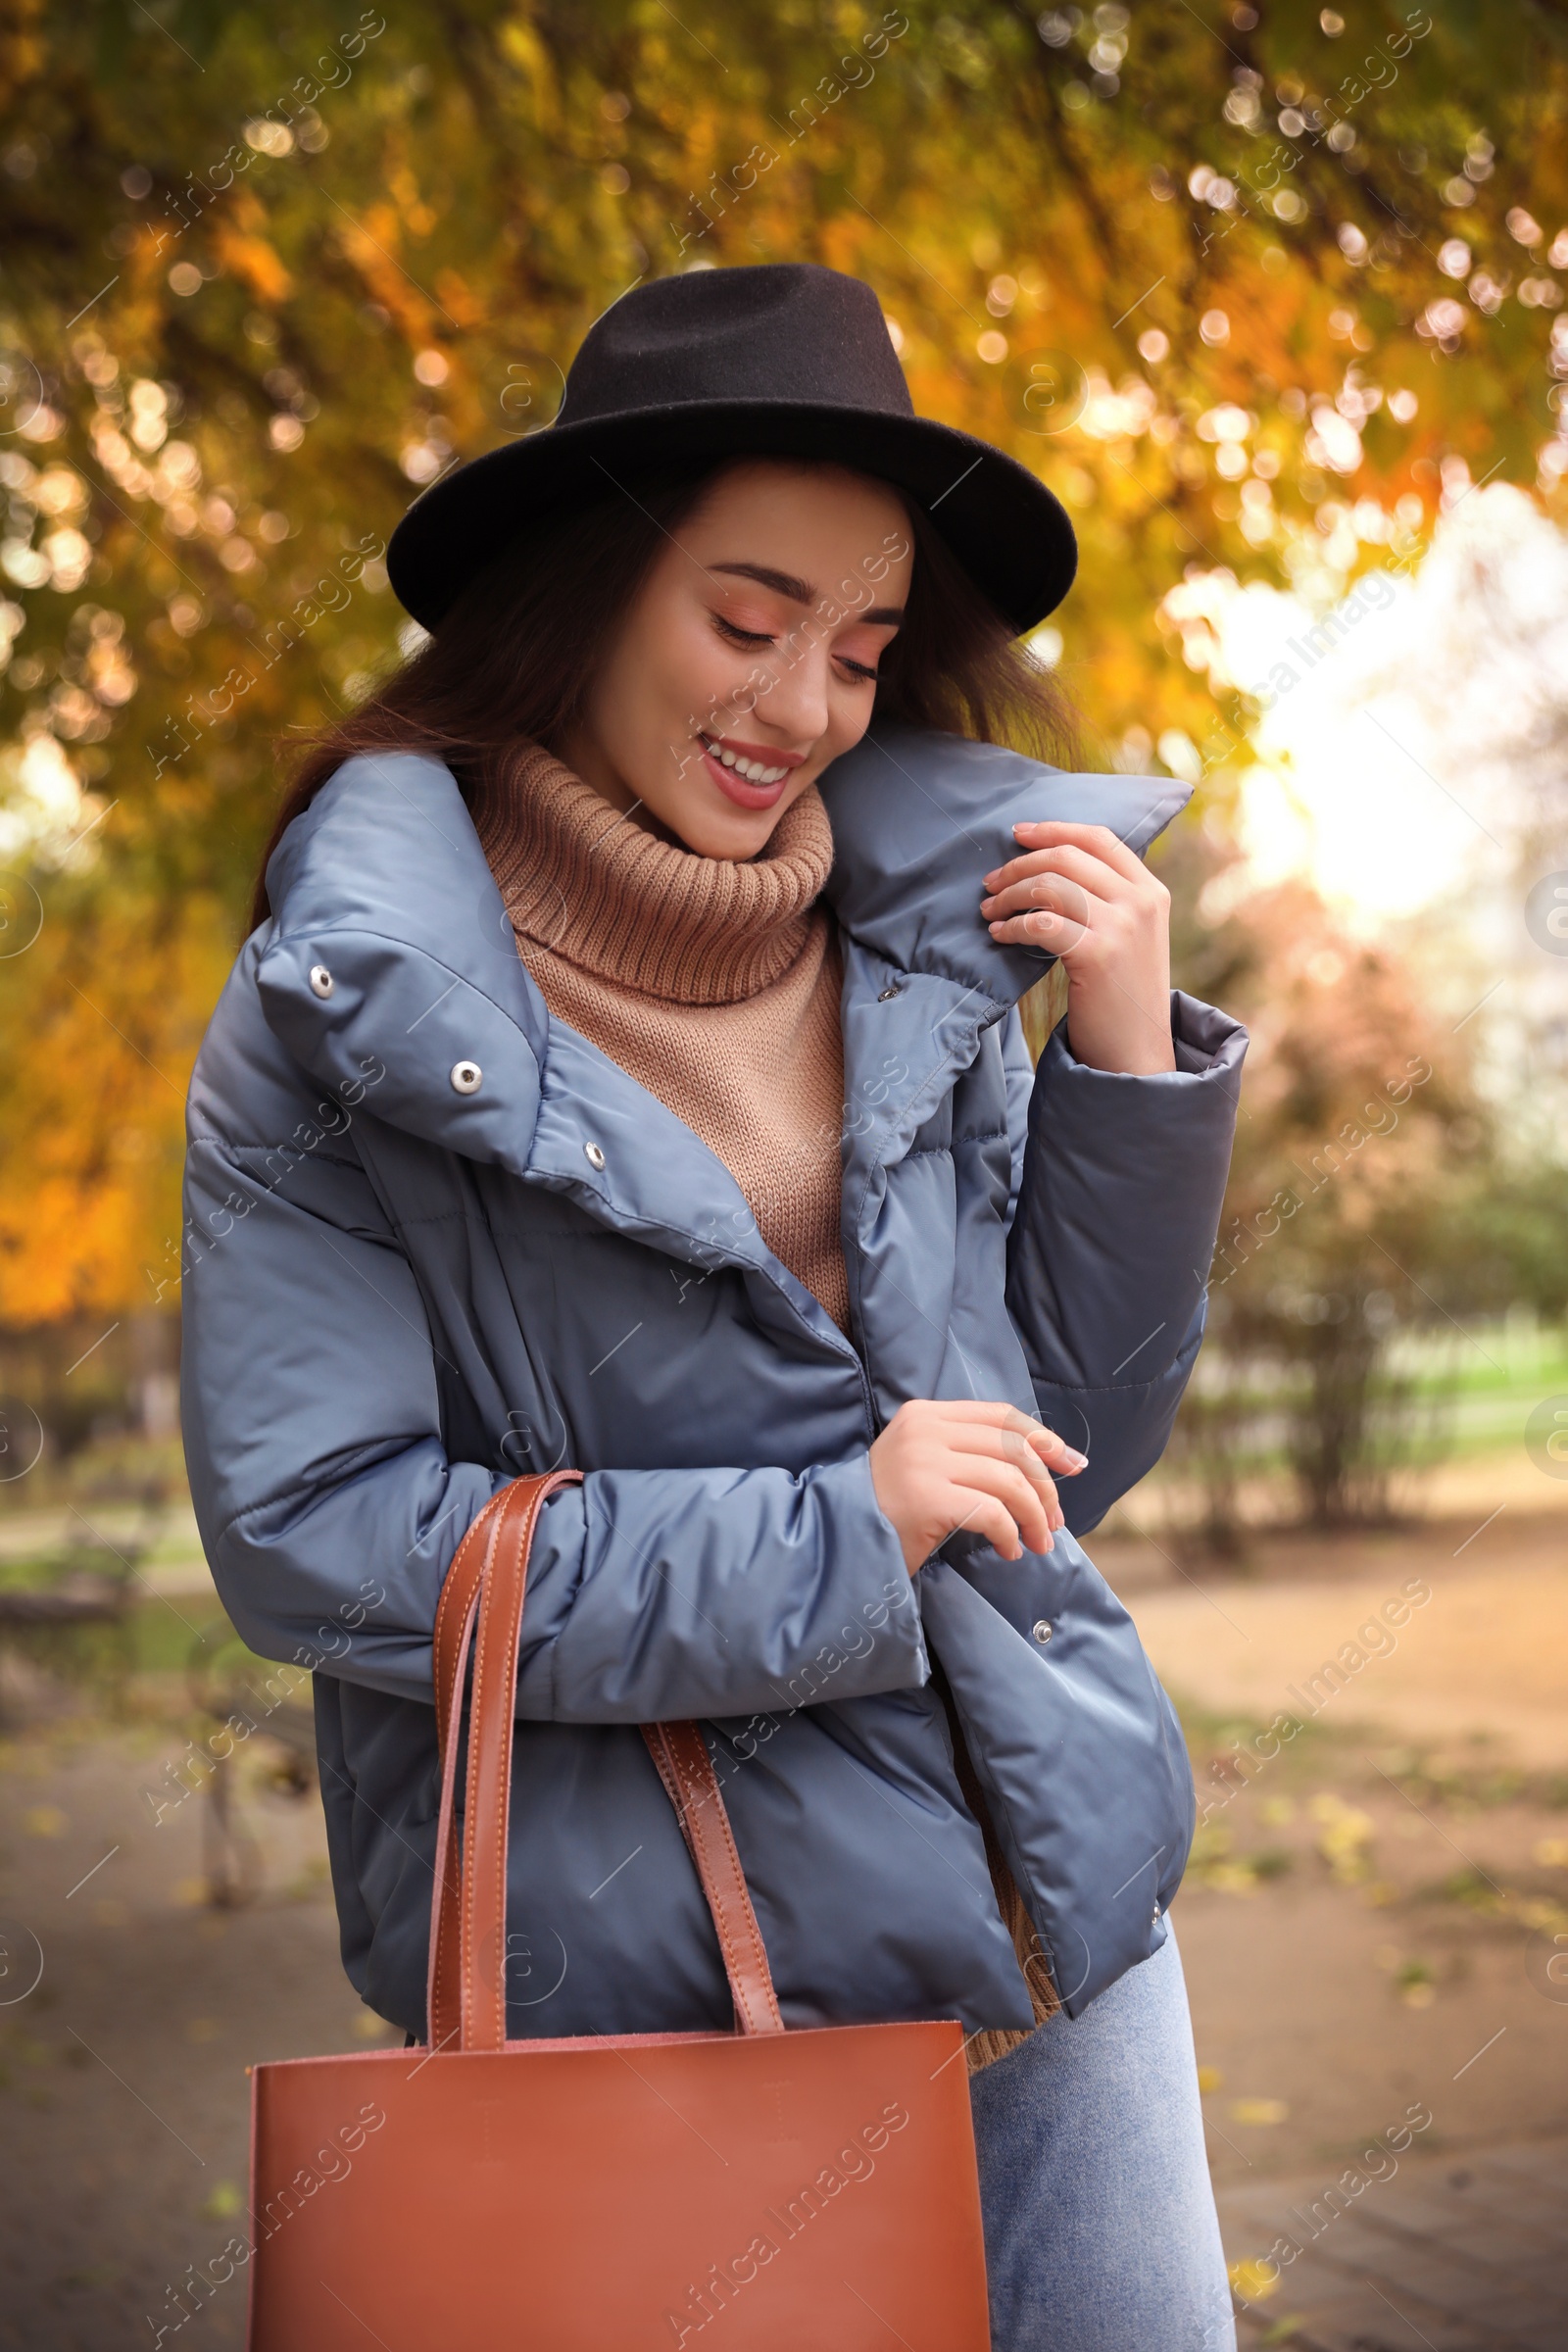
246,1472,993,2349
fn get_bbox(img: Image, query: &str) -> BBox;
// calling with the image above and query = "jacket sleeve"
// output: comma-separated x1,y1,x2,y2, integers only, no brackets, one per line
180,1118,925,1727
1001,988,1247,1534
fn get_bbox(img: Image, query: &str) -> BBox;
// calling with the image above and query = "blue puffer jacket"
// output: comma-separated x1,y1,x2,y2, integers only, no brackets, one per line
179,723,1246,2039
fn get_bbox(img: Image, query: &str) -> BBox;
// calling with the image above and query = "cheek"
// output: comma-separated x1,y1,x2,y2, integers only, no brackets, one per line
819,684,879,764
653,607,758,733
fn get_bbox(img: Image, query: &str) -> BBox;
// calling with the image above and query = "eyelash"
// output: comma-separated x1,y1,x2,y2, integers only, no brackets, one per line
710,612,881,683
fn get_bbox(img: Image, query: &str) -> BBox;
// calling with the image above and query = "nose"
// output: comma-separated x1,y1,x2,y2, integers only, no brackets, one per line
749,626,832,751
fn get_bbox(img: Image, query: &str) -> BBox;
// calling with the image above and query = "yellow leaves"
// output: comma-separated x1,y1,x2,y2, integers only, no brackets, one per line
1188,1818,1290,1893
0,892,232,1321
330,203,432,339
500,18,561,132
1229,2256,1280,2300
347,199,405,257
207,184,293,302
1205,1858,1265,1895
1395,1960,1436,2007
211,221,293,307
1377,1942,1440,2005
6,0,1554,1344
0,1172,139,1325
433,269,485,330
1310,1790,1377,1884
1230,2096,1289,2126
387,167,437,239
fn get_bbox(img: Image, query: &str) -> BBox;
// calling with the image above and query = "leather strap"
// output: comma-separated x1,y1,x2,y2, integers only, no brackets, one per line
426,1480,535,2055
425,1474,786,2051
641,1721,785,2036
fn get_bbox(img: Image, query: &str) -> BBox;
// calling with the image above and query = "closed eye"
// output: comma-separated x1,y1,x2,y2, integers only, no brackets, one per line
711,613,774,650
712,611,884,682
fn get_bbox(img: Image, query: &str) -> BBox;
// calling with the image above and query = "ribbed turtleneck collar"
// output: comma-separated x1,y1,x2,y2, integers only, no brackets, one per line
470,740,835,1007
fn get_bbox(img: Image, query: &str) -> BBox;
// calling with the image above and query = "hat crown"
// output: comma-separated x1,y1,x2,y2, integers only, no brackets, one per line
558,263,915,427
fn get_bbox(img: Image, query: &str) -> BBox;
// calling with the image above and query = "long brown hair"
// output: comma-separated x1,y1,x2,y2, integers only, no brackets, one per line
249,458,1081,932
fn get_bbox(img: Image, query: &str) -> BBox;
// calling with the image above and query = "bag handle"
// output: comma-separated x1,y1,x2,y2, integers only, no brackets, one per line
426,1474,785,2053
640,1719,785,2039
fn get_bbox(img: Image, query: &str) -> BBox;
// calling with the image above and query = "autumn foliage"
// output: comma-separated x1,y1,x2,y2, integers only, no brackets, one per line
0,0,1565,1326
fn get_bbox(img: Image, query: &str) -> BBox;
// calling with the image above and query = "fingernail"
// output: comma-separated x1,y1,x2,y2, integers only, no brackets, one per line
983,868,1002,889
988,921,1006,937
979,895,996,913
1062,1447,1089,1470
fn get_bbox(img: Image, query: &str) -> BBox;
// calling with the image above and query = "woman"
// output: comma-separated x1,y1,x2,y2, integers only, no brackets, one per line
181,263,1245,2347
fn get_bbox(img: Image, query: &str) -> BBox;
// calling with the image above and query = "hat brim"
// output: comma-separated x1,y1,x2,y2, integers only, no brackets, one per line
385,400,1077,640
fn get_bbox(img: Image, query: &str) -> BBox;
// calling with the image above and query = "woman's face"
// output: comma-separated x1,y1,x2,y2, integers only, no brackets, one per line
559,458,913,859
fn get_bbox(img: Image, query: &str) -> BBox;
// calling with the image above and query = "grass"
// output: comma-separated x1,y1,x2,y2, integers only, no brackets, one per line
1139,1311,1568,1495
0,1592,287,1722
1175,1696,1568,1817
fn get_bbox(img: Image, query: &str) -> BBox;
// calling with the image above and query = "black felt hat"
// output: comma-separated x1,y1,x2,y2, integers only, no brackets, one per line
385,263,1077,639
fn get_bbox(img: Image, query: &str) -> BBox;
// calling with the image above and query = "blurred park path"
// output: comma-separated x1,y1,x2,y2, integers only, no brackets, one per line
0,1720,390,2351
1104,1503,1568,1769
4,1491,1568,2347
1219,2139,1568,2349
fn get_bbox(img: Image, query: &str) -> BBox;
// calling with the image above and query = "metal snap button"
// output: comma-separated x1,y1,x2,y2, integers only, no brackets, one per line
877,985,900,1002
583,1141,606,1171
450,1060,482,1095
1152,1902,1162,1923
1031,1618,1053,1645
309,964,334,999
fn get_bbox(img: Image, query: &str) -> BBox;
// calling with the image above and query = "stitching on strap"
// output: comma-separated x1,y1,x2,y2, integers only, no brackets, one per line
663,1724,779,2035
686,1739,771,2029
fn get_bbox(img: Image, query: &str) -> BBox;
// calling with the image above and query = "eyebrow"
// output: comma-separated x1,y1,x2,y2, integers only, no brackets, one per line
707,561,905,627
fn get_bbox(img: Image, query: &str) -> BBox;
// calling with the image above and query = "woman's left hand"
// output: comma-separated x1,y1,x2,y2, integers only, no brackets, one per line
979,819,1176,1075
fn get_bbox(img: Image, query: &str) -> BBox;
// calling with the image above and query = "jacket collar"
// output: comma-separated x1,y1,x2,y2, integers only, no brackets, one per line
254,730,1188,1339
264,723,1189,1037
818,721,1189,1014
263,746,549,1064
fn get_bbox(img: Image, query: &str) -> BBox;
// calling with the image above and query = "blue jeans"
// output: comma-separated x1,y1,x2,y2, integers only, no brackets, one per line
968,1925,1235,2351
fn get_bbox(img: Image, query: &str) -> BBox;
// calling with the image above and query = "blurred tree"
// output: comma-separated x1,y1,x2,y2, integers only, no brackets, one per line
1165,824,1568,1535
1,0,1566,1320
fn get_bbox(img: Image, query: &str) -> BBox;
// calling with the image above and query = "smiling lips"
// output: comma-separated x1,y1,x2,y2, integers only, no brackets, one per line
697,731,803,809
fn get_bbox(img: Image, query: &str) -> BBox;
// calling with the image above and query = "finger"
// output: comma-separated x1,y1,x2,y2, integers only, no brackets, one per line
981,844,1142,913
916,1398,1081,1457
937,1486,1041,1562
956,1435,1062,1525
980,846,1122,906
929,1419,1086,1477
987,902,1092,953
916,1398,1050,1426
981,872,1098,928
1008,819,1148,887
945,1452,1059,1548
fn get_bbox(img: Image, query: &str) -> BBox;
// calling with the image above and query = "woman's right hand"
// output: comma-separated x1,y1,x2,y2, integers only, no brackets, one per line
868,1398,1089,1575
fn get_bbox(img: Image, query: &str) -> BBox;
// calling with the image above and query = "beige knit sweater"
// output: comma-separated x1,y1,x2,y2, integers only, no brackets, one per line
470,738,1057,2068
470,740,852,1333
